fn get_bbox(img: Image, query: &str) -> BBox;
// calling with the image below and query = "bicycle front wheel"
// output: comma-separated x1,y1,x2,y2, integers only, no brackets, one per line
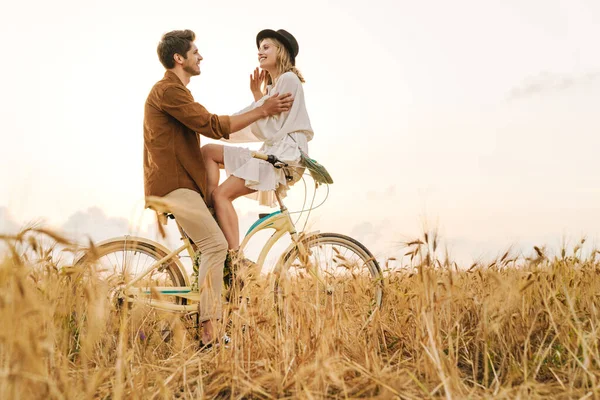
75,238,188,306
275,233,383,320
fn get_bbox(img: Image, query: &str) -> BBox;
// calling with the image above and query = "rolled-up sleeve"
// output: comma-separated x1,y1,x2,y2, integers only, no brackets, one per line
162,85,231,139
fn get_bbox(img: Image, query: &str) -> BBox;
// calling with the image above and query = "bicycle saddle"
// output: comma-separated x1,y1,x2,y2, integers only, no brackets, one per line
145,196,175,224
145,196,171,213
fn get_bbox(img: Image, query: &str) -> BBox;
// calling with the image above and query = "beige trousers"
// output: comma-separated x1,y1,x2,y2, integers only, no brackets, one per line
162,188,228,321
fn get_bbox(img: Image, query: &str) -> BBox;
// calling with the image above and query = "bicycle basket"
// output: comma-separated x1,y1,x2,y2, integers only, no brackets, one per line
299,149,334,186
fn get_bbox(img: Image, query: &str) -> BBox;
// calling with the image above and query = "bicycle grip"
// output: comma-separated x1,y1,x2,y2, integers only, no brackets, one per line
251,152,269,161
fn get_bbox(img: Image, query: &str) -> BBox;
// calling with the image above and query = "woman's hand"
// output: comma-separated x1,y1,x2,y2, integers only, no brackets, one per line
250,67,265,102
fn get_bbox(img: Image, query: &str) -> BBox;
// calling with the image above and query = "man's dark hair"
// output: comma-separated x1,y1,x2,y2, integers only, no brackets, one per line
157,29,196,69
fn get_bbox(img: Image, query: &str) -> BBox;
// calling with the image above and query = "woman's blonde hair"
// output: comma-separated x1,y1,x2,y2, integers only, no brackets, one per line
260,38,305,93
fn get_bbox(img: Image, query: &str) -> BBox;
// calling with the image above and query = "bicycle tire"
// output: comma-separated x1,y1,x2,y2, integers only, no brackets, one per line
274,232,383,319
75,238,188,306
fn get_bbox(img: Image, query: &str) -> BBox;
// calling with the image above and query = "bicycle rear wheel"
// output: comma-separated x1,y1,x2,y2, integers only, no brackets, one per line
275,233,383,320
75,238,188,306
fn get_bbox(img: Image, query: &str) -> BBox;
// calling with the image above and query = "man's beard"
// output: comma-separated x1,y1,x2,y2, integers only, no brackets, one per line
183,63,200,76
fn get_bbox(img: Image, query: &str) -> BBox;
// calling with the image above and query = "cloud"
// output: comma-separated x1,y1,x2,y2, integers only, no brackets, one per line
350,221,379,245
59,206,270,250
507,70,600,100
0,207,20,234
61,206,131,243
349,220,405,259
366,185,396,202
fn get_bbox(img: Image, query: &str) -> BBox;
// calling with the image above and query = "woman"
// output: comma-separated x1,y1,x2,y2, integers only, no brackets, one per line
202,29,313,260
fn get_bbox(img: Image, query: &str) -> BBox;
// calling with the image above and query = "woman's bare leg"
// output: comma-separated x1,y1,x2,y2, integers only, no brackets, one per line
200,144,224,207
212,176,255,249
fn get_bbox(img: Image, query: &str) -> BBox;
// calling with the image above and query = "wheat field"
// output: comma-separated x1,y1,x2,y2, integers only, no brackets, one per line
1,227,600,399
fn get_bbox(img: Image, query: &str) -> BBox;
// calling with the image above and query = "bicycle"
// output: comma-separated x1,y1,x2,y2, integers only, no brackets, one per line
75,152,384,320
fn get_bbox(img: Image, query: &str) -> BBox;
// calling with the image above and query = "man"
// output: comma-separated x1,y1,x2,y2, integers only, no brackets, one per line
144,29,293,345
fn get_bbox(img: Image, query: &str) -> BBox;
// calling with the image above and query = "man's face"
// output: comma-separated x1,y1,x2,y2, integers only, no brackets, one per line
181,42,202,76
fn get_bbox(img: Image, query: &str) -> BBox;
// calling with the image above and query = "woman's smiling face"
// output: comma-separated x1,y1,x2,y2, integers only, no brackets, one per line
258,39,277,71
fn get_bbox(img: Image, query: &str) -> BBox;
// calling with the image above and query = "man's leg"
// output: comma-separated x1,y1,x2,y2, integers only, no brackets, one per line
162,188,228,343
201,144,224,207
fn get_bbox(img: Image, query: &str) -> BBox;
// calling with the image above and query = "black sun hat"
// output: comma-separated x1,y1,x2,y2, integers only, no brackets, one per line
256,29,299,66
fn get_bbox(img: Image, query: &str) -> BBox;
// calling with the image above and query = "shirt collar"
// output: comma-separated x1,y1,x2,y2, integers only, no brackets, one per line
164,70,184,85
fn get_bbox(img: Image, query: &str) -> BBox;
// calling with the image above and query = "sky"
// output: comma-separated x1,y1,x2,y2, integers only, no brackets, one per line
1,0,599,265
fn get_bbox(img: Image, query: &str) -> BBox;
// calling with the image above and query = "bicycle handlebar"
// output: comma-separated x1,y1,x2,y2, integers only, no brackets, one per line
251,152,288,169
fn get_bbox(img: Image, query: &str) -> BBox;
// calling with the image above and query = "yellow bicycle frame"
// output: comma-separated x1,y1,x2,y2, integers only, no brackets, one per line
113,153,324,313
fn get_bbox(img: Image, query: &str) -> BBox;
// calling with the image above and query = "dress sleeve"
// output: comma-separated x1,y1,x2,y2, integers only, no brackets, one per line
223,73,304,144
252,74,301,137
232,95,268,116
162,85,231,139
221,95,269,143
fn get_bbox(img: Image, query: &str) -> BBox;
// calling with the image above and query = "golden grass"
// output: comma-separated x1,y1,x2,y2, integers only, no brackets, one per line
1,229,600,399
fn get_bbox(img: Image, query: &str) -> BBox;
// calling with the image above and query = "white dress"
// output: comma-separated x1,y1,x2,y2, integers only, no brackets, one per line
222,72,314,207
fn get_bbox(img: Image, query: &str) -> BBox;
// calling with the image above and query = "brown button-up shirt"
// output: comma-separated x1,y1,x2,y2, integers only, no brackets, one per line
143,71,231,199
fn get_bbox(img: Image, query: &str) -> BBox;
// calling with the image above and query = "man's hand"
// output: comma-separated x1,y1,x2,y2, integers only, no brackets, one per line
260,92,294,117
229,92,294,132
249,67,265,102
